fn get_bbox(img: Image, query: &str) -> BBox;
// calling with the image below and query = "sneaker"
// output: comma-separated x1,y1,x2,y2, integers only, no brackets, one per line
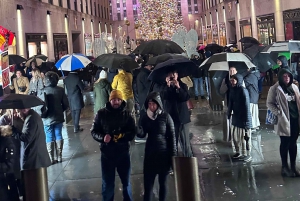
194,96,198,100
232,153,241,159
242,155,252,162
135,139,146,143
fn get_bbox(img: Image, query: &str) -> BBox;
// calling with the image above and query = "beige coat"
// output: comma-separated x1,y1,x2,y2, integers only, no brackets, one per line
266,82,300,136
10,76,30,94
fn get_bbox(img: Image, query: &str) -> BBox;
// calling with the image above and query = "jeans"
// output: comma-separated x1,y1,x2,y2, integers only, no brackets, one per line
71,109,81,129
44,123,63,143
144,171,169,201
101,152,133,201
258,77,264,94
192,77,204,97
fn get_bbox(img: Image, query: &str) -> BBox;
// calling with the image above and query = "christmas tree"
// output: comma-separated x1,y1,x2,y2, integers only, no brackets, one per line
136,0,183,40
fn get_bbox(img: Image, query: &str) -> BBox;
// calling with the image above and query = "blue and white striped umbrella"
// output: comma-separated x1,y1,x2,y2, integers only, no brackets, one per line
55,53,91,71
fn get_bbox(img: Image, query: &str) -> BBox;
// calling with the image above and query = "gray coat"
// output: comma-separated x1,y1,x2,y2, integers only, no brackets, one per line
28,77,44,97
14,110,51,170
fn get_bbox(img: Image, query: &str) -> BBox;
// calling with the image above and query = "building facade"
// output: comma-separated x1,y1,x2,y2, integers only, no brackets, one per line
1,0,112,61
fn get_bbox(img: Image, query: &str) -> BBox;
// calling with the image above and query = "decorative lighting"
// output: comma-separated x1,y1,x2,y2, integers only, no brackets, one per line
17,4,24,10
65,14,69,18
235,0,239,4
215,9,218,12
47,10,51,15
210,12,212,14
82,18,85,21
91,19,94,22
223,6,225,9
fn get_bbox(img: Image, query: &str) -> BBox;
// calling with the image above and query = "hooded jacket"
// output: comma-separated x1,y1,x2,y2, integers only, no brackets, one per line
277,56,289,69
244,69,260,104
111,70,134,100
228,74,252,129
267,68,300,136
138,92,177,174
93,79,112,114
91,101,136,157
42,71,69,125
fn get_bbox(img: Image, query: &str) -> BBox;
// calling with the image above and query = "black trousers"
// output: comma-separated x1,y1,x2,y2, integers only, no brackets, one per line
280,117,299,169
71,109,81,129
143,171,168,201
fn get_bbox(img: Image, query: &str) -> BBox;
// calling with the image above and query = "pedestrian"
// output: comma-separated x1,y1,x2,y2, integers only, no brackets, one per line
93,70,112,114
220,66,238,106
244,67,260,130
28,68,44,96
161,70,193,157
277,55,289,69
138,92,176,201
112,69,134,114
228,74,252,162
91,89,136,201
191,55,205,100
63,70,85,133
42,71,69,164
266,68,300,177
10,69,30,95
25,61,38,81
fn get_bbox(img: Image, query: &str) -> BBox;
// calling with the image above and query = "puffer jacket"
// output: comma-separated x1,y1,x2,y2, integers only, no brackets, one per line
138,92,176,173
244,70,260,104
91,101,136,157
228,74,252,129
266,68,300,137
111,70,134,100
94,79,112,114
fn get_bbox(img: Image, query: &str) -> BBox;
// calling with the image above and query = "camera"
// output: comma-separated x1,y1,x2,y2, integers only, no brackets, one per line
170,77,174,81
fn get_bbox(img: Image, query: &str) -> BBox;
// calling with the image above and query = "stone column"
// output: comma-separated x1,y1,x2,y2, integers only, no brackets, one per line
46,14,55,61
235,3,242,50
250,0,258,39
274,0,285,41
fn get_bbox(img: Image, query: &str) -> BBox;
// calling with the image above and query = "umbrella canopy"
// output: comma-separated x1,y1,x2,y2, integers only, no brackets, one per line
205,43,224,54
132,39,184,55
148,57,198,83
8,55,26,65
0,94,44,109
55,53,91,71
239,37,260,45
262,40,300,53
25,54,48,67
146,53,186,66
93,53,139,71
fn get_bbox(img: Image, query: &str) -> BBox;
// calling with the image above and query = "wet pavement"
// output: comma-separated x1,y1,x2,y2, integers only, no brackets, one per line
48,89,300,201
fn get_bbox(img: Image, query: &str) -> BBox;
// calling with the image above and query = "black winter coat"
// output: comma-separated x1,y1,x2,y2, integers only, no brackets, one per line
139,92,177,174
63,72,85,110
228,74,252,129
137,68,152,108
244,70,260,104
91,101,136,157
161,81,191,124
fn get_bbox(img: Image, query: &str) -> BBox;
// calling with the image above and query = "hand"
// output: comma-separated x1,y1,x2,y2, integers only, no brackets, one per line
173,80,180,89
166,77,172,87
104,134,111,143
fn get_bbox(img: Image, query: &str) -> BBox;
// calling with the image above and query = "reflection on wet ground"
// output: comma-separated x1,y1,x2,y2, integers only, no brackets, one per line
48,93,300,201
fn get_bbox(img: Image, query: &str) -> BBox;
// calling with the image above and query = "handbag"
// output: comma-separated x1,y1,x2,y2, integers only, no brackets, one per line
29,80,39,96
265,109,278,125
186,99,194,110
16,79,27,92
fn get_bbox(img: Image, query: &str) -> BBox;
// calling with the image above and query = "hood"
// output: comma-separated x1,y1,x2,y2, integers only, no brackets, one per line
277,55,289,68
119,69,126,74
144,92,164,110
44,71,59,87
232,74,244,87
278,68,293,87
247,69,260,79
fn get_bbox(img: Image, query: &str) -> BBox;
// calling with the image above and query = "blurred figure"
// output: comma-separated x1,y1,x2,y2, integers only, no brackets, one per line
220,66,238,106
64,70,85,133
28,68,44,96
10,69,30,94
277,55,289,69
138,92,176,201
93,70,112,114
107,68,118,84
191,54,205,100
25,61,38,81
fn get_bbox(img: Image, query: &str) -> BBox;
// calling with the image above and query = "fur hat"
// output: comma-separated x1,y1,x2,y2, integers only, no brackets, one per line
99,70,107,79
109,90,123,101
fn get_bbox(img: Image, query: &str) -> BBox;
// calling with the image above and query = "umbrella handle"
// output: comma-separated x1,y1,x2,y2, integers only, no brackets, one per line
59,68,65,78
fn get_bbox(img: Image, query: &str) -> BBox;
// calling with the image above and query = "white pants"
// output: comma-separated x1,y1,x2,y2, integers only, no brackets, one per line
231,126,252,156
250,103,260,129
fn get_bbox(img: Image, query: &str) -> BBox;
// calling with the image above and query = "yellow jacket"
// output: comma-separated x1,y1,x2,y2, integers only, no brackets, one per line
111,70,134,100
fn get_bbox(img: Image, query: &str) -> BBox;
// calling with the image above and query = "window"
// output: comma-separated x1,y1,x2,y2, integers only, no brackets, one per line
123,10,127,18
117,3,120,7
104,7,107,19
133,9,138,15
67,0,71,9
117,13,121,21
123,2,126,7
94,2,97,16
58,0,62,6
178,6,182,15
48,0,53,4
80,0,83,12
74,0,78,11
188,6,192,14
86,0,88,14
194,6,198,13
188,0,191,5
107,8,109,19
194,0,197,4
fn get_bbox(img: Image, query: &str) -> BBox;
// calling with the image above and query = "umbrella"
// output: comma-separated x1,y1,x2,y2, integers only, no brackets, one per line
198,45,206,51
239,37,260,45
8,55,26,65
55,53,91,72
205,44,224,54
148,57,198,83
25,54,48,67
0,94,44,109
261,40,300,53
132,39,184,55
146,53,186,66
93,53,139,71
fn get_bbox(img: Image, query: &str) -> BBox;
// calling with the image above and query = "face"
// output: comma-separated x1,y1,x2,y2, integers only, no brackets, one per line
148,101,158,112
229,67,237,76
277,59,282,65
282,73,290,85
167,72,178,81
41,72,45,78
16,71,22,78
230,78,237,87
110,98,122,109
17,109,30,117
31,62,36,68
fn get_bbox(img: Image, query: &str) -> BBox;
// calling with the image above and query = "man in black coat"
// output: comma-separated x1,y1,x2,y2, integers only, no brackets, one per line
91,90,136,201
63,71,85,133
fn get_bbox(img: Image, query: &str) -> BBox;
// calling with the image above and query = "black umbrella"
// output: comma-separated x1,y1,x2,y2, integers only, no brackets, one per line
148,57,198,83
205,44,224,54
25,54,48,67
146,53,186,66
243,45,265,59
132,39,184,55
239,37,260,45
8,55,26,65
93,53,139,71
0,94,44,109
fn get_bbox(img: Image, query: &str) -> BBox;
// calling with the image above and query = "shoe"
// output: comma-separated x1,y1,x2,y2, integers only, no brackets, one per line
135,139,146,143
194,96,198,100
201,96,205,99
291,166,300,177
281,166,294,177
242,155,252,162
74,126,84,133
232,153,241,159
56,140,64,163
46,142,57,164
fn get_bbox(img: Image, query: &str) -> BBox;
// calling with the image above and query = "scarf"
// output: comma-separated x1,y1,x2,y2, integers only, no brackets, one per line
146,108,162,120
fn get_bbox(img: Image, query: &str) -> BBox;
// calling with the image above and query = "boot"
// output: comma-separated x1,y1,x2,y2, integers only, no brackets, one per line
281,166,294,177
56,139,64,163
46,142,56,164
74,126,83,133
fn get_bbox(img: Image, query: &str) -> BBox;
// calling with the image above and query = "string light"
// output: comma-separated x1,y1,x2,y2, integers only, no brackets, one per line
137,0,184,40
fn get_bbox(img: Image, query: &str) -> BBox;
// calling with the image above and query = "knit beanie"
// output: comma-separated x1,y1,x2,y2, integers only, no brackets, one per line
109,90,123,101
99,70,107,79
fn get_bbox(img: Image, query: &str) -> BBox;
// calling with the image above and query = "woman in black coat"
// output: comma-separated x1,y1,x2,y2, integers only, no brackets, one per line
138,92,176,201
